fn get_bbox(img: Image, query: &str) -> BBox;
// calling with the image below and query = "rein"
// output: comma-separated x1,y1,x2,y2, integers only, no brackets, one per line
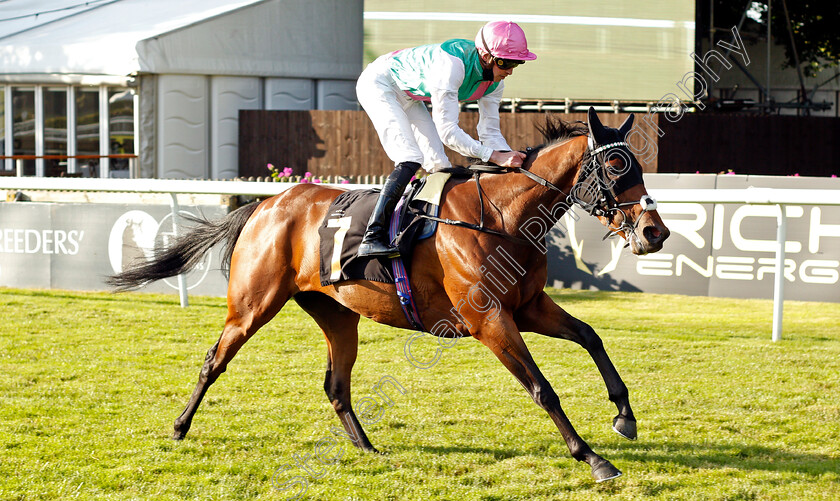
416,139,658,246
414,166,533,245
413,163,566,246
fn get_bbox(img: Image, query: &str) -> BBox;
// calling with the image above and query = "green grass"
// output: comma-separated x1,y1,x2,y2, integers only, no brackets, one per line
1,287,839,501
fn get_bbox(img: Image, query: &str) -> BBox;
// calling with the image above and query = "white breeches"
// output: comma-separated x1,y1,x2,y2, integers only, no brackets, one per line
356,56,451,172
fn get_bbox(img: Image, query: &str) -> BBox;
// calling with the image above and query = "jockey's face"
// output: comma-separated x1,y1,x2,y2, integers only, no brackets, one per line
480,53,518,82
491,63,515,82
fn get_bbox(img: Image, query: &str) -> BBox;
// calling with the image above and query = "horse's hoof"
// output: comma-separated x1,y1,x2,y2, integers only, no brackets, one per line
612,415,637,440
591,459,622,483
172,424,189,440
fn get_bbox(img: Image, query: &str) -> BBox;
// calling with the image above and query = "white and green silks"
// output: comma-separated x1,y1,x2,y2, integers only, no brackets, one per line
356,39,512,172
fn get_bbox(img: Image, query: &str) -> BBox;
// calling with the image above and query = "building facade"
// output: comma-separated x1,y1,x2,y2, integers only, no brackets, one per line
0,0,363,179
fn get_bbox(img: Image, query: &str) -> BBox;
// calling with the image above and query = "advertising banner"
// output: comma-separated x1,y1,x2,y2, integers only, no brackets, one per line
0,202,230,296
547,174,840,302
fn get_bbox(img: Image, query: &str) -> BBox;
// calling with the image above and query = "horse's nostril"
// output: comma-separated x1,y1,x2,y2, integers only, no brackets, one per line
643,225,662,243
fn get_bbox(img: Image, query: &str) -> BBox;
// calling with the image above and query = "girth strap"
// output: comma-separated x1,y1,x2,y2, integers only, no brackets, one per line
388,197,426,332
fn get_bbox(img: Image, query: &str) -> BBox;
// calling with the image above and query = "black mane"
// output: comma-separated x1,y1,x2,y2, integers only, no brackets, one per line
524,115,590,162
536,115,589,143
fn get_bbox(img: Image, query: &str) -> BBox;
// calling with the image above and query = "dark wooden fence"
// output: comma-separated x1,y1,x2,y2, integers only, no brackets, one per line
238,110,658,178
239,110,839,179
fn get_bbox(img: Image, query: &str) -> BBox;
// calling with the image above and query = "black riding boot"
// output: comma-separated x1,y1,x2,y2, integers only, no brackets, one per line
357,161,419,257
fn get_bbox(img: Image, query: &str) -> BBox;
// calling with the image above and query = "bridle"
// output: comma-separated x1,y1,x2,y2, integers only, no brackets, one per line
497,138,659,246
574,139,658,245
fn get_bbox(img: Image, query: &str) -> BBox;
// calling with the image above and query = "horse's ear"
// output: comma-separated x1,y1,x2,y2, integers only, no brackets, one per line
618,114,635,137
587,106,608,144
587,106,603,132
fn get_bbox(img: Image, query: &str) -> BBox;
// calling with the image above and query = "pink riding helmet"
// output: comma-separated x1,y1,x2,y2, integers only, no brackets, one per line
475,20,537,61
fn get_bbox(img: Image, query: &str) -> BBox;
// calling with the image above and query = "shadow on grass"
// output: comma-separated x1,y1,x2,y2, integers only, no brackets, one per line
388,440,837,477
389,443,524,460
612,440,838,476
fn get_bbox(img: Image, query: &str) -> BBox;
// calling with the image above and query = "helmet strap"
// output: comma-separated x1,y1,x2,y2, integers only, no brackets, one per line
479,25,497,80
480,26,493,56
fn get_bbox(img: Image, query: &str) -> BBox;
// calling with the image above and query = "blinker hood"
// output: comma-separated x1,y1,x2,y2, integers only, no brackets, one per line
604,151,644,197
586,107,644,198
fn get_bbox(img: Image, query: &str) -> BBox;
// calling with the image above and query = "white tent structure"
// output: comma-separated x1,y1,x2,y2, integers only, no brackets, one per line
0,0,363,178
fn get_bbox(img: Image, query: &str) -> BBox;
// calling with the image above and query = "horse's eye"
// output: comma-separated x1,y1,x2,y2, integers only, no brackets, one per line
605,157,625,175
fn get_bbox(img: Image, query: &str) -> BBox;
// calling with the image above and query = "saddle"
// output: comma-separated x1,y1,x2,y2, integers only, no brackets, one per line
318,171,453,287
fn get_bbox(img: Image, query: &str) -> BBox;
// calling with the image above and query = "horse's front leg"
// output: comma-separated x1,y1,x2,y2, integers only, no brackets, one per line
472,312,622,482
514,292,637,441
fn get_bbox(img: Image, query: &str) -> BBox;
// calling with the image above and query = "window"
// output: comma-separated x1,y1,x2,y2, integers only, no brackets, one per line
0,87,6,173
109,88,134,177
2,85,136,177
44,87,68,177
12,87,35,176
76,87,99,177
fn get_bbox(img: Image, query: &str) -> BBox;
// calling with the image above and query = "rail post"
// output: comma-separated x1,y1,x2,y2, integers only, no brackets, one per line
168,193,190,308
772,204,787,342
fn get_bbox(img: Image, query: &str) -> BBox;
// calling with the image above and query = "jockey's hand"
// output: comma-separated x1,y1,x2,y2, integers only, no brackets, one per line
490,150,526,167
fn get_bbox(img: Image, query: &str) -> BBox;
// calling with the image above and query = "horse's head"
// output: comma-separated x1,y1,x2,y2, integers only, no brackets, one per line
571,108,669,255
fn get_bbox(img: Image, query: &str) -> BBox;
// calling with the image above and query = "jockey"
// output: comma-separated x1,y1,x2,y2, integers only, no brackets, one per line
355,20,537,257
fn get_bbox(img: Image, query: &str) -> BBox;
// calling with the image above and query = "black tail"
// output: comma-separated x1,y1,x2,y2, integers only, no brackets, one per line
106,202,261,291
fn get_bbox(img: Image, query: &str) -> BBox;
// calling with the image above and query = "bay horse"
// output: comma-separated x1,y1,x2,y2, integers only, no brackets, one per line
108,108,669,482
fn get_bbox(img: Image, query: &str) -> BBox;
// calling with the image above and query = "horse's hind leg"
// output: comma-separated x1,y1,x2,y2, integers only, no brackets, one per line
172,286,291,440
293,291,378,453
515,292,637,440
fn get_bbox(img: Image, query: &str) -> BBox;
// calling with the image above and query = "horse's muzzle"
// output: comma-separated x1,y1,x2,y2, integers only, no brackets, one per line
631,220,669,255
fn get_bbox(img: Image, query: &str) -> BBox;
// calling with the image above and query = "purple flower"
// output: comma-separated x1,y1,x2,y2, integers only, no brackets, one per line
304,172,312,178
313,178,322,184
267,163,275,171
340,179,350,184
282,167,293,177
